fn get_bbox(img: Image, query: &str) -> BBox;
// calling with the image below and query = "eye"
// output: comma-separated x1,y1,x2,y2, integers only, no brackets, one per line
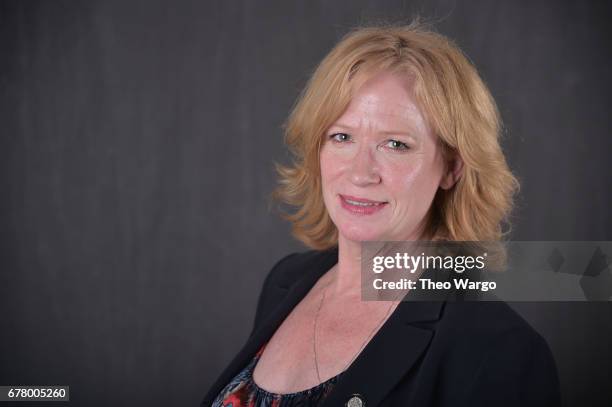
329,133,352,143
384,139,410,151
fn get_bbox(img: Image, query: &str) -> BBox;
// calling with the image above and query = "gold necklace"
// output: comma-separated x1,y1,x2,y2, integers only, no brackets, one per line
312,283,397,383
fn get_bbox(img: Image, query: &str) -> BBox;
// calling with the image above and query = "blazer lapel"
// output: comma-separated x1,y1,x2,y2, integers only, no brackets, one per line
320,300,445,406
321,265,449,406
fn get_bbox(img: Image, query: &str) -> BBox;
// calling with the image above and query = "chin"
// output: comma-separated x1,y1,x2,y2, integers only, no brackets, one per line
337,223,386,243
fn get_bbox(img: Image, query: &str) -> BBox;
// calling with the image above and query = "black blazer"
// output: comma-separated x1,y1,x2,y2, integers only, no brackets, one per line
202,248,561,407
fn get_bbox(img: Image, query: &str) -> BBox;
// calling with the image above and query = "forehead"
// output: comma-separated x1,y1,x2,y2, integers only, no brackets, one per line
334,70,431,134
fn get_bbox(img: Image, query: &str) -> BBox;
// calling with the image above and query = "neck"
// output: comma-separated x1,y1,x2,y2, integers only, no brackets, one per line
325,235,362,299
326,227,428,300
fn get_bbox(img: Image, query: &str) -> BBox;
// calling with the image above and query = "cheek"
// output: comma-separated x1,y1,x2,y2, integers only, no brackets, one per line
384,160,421,194
386,158,442,201
319,151,332,187
319,151,335,201
320,149,346,185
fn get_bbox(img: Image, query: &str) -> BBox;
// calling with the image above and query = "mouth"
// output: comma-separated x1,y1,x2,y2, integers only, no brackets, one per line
339,194,388,215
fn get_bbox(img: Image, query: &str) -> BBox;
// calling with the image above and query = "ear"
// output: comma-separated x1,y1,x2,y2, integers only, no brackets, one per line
440,155,463,190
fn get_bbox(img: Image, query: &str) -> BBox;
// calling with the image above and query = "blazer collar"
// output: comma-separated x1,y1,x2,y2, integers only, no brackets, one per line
202,248,446,406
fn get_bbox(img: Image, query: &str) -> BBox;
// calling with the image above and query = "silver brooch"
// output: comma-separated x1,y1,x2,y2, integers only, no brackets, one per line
346,394,365,407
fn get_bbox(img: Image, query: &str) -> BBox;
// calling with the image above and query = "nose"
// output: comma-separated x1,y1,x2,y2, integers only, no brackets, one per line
349,143,381,186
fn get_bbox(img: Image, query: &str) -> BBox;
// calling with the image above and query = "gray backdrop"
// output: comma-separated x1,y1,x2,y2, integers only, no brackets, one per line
1,1,611,406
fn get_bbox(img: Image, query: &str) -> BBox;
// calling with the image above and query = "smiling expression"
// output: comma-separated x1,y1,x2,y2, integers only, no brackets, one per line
320,70,452,243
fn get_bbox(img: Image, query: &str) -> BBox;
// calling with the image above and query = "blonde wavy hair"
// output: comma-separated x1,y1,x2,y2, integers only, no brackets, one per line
274,22,519,250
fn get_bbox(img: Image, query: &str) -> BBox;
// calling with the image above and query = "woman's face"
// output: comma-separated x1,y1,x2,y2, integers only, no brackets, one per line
320,70,455,243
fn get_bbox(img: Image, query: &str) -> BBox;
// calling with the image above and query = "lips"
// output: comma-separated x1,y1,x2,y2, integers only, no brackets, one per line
339,194,388,215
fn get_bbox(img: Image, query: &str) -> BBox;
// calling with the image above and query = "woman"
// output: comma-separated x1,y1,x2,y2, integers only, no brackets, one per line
202,23,560,407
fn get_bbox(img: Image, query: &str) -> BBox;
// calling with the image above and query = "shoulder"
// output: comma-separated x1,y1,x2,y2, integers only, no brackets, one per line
438,300,553,361
249,249,336,335
443,300,540,338
261,248,337,290
435,301,560,406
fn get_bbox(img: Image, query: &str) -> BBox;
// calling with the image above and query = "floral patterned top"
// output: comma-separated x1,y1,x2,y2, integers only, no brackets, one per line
211,342,341,406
